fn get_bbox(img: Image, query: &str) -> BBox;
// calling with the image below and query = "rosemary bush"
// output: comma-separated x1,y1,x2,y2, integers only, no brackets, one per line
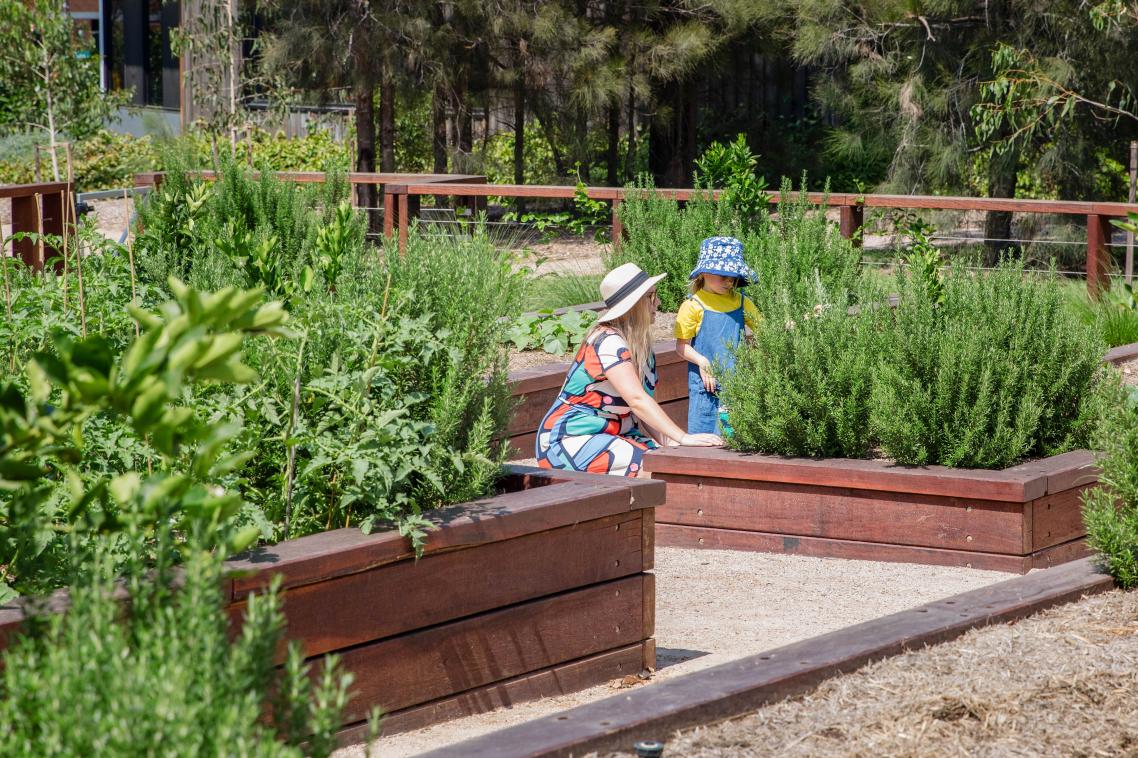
726,260,1106,469
1083,382,1138,588
723,276,888,458
0,546,349,757
610,176,861,315
872,262,1104,468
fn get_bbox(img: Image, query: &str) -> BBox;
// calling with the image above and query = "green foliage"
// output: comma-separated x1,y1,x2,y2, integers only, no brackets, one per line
871,262,1104,468
0,0,129,177
1063,277,1138,349
694,133,771,221
900,217,945,306
0,279,288,599
0,546,349,757
507,309,598,355
612,175,861,315
727,260,1106,469
724,292,886,458
1083,381,1138,588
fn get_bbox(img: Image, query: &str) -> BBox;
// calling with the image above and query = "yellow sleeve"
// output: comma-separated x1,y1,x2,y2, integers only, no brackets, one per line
675,299,703,340
743,297,762,332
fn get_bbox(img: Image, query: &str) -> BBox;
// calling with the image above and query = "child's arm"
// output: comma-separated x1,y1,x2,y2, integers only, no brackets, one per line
676,338,717,392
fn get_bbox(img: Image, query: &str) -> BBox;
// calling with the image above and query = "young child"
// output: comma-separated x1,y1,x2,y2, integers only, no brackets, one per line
675,236,760,435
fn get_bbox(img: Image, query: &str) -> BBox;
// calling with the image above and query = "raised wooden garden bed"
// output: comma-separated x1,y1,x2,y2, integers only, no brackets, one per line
641,447,1098,572
0,466,662,739
507,340,689,458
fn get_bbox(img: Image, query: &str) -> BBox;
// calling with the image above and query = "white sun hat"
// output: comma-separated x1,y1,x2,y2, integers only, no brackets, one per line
596,262,666,323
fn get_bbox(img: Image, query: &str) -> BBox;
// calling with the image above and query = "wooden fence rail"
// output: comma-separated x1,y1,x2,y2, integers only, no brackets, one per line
0,181,73,271
129,171,1138,296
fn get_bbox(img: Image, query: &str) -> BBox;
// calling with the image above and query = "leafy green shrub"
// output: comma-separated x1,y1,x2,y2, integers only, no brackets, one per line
724,279,888,458
726,260,1106,469
507,309,598,355
693,133,770,221
871,262,1104,468
524,271,602,311
1083,382,1138,588
1,547,350,757
607,177,744,312
611,176,861,316
0,278,288,598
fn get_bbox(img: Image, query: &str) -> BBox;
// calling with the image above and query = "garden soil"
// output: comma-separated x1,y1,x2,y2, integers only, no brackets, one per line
603,588,1138,758
340,550,1012,757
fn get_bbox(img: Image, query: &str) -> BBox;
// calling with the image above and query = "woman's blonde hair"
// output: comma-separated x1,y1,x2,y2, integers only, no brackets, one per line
590,295,653,376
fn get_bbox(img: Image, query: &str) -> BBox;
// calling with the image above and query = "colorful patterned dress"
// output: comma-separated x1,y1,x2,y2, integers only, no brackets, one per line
536,327,659,477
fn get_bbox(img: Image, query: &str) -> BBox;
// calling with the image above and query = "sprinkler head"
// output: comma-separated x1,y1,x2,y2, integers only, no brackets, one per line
633,740,664,758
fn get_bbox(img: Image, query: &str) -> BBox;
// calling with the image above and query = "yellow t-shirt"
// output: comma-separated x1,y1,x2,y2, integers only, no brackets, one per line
674,290,761,340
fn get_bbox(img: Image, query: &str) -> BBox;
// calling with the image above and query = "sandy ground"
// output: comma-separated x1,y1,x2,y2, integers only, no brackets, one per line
622,587,1138,757
342,549,1012,757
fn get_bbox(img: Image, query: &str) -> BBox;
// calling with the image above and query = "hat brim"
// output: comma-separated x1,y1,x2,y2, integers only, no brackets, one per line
596,272,666,323
688,265,758,287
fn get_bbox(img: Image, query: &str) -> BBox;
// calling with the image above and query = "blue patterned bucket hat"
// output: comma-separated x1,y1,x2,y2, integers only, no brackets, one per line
689,236,757,286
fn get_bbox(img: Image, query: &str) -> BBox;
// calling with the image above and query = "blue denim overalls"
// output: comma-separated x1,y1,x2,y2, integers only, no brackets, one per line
687,294,745,434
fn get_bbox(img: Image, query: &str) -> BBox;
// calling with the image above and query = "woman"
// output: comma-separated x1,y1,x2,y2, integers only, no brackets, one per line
536,263,723,477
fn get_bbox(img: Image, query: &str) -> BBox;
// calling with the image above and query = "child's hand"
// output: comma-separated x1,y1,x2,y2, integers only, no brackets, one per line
698,361,717,393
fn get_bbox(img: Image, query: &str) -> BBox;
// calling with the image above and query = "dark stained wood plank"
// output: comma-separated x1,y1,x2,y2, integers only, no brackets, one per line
1104,341,1138,365
0,181,70,199
643,446,1050,502
420,558,1115,758
328,575,649,724
656,524,1032,572
502,464,666,511
228,479,637,596
1031,537,1090,569
508,343,684,397
335,642,654,742
231,511,648,661
641,508,656,572
656,475,1028,554
1030,486,1091,551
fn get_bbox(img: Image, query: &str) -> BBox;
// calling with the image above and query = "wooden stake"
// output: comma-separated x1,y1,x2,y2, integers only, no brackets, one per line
125,187,139,337
65,143,87,337
34,193,44,271
2,239,12,373
1126,140,1136,285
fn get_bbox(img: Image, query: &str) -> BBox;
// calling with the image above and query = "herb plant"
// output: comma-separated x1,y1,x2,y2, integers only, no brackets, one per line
506,309,598,355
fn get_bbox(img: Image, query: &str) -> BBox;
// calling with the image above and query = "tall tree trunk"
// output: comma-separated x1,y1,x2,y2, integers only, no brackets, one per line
681,78,698,187
984,146,1020,265
607,102,620,187
354,82,377,211
514,71,526,214
432,82,448,173
379,69,395,172
624,83,636,182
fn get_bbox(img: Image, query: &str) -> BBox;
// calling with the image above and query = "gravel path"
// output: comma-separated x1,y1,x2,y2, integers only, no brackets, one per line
340,548,1012,757
625,587,1137,757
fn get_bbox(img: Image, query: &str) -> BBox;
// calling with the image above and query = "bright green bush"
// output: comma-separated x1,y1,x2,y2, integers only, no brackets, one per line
726,260,1107,469
0,547,349,757
606,177,745,312
610,177,862,315
1083,382,1138,588
724,284,888,458
872,262,1104,468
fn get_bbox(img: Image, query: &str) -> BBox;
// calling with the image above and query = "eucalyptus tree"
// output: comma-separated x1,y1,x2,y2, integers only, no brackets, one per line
0,0,127,180
762,1,1138,256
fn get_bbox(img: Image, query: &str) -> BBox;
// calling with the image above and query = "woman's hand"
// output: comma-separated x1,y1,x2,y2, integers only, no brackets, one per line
698,361,717,393
680,432,724,446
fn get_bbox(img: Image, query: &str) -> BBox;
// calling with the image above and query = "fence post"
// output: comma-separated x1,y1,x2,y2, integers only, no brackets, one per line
839,204,864,247
397,189,410,254
611,197,623,251
1086,214,1110,298
383,188,395,239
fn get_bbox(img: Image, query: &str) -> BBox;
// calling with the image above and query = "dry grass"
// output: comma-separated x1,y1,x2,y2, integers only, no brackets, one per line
611,589,1138,757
